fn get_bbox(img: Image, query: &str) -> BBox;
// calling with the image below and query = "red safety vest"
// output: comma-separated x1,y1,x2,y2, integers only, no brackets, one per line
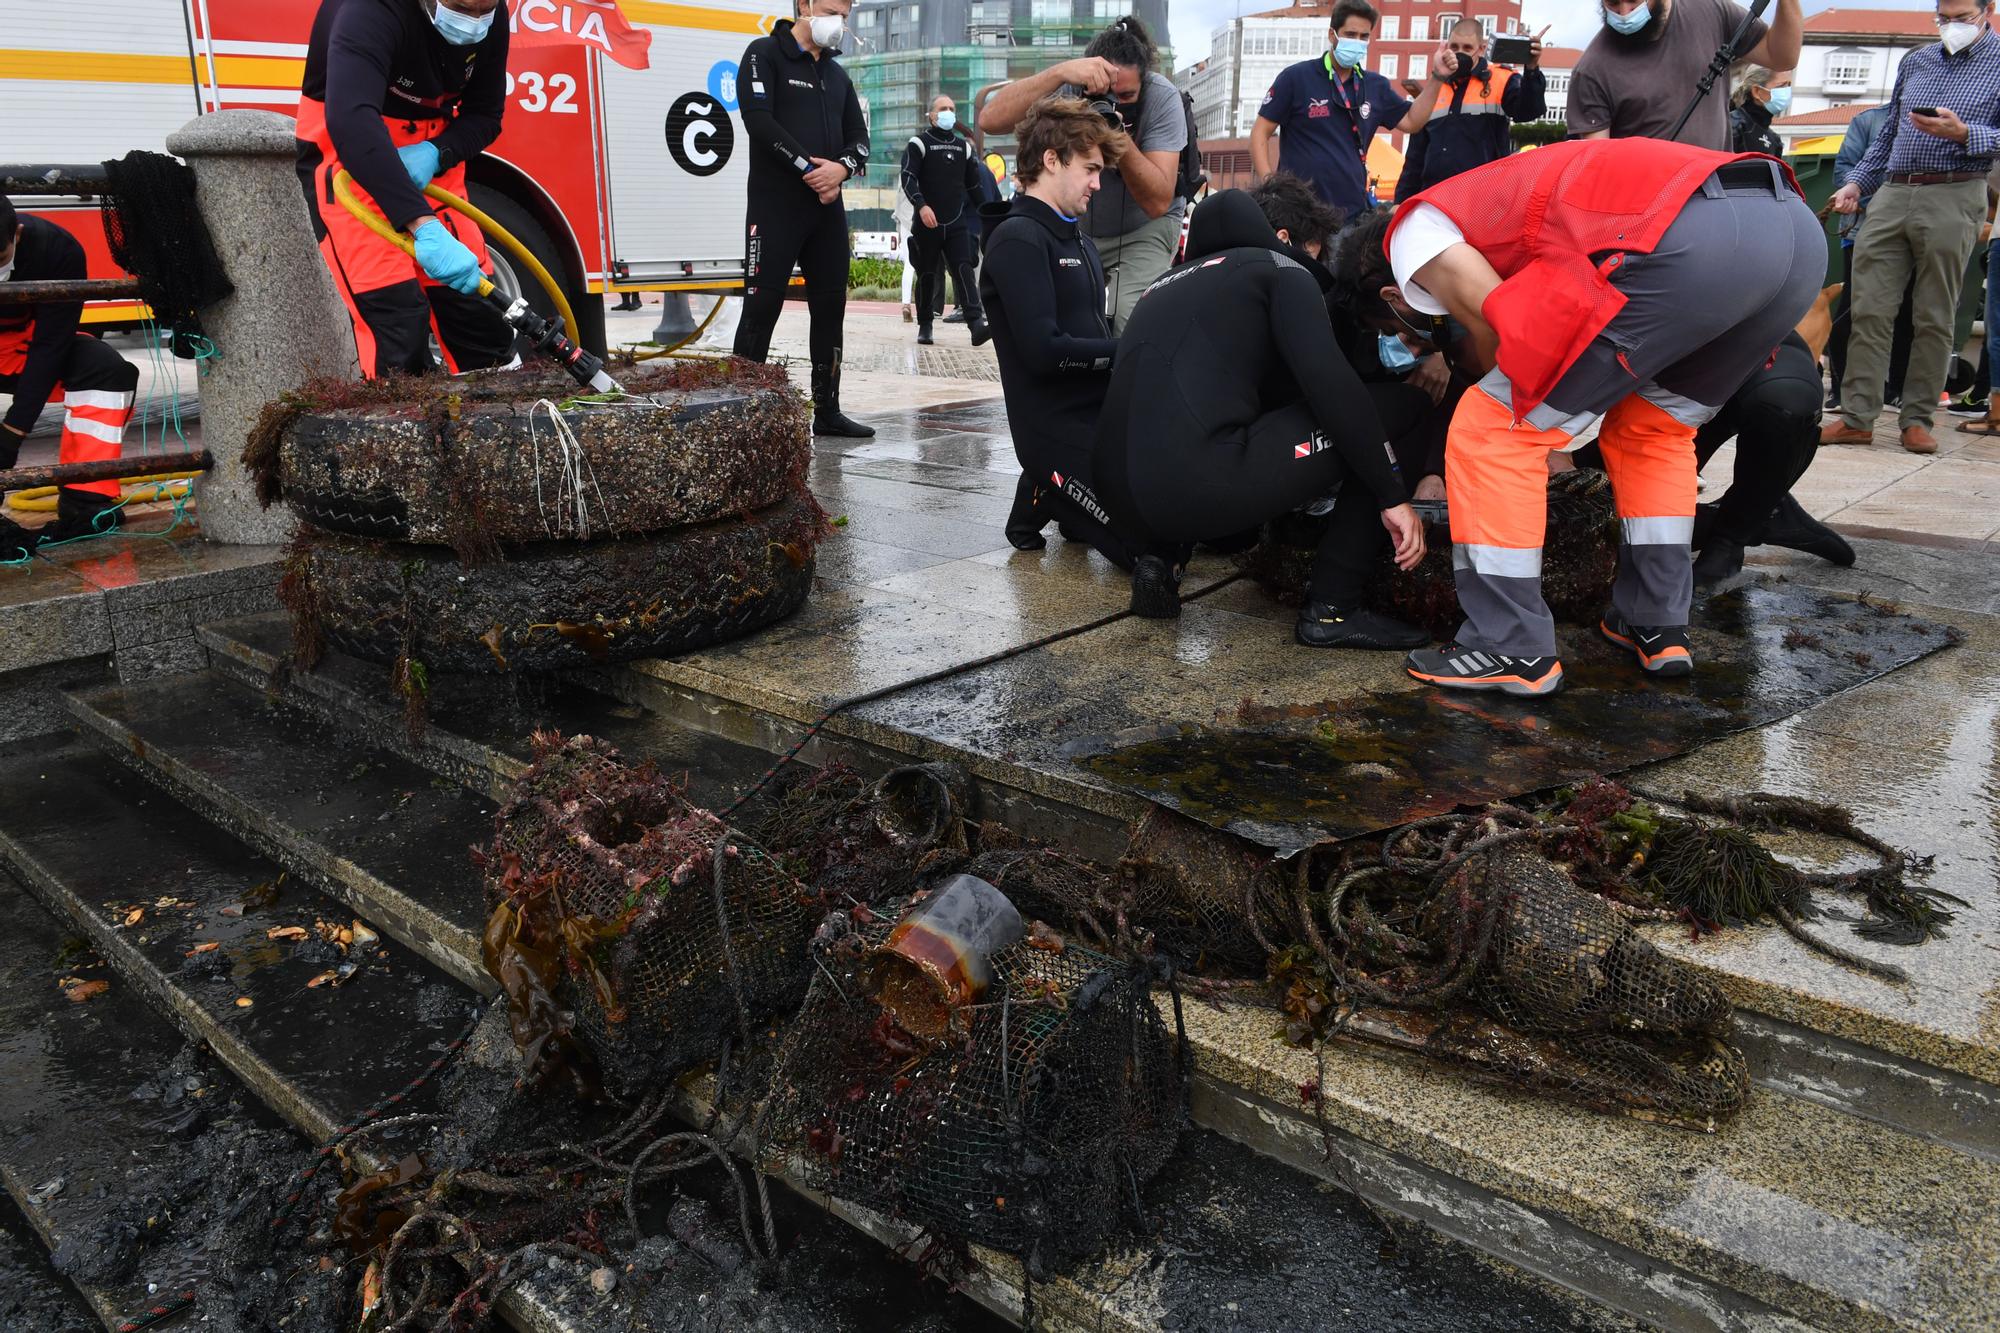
1386,138,1802,414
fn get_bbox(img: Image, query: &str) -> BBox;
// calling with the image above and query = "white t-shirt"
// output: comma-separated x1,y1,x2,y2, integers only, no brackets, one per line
1386,202,1464,316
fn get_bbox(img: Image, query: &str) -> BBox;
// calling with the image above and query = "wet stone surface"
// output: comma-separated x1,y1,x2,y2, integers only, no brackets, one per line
1076,583,1958,852
0,1190,94,1333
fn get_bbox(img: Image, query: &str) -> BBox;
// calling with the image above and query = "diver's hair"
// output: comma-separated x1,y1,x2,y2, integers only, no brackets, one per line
1330,0,1378,32
1016,96,1128,185
1250,173,1342,254
1085,15,1157,74
1327,208,1397,317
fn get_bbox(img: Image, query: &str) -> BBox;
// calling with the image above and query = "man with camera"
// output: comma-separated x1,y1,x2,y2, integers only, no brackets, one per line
1394,18,1548,202
1822,0,2000,457
1249,0,1456,222
900,94,990,347
977,17,1189,332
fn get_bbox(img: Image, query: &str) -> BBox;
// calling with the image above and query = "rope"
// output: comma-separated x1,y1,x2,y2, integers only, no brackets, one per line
526,398,614,539
114,1292,198,1332
719,569,1242,821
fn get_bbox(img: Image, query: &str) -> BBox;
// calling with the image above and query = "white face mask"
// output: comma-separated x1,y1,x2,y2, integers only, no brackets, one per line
807,14,846,48
428,0,494,46
0,259,12,282
1941,20,1982,53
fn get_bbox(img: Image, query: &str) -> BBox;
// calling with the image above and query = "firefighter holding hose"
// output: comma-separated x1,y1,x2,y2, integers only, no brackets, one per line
296,0,518,378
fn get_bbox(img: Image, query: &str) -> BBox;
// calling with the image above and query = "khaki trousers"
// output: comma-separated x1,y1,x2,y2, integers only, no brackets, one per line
1840,179,1986,430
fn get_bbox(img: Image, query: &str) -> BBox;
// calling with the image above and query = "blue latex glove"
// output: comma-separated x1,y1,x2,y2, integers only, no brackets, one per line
398,140,441,190
411,219,485,295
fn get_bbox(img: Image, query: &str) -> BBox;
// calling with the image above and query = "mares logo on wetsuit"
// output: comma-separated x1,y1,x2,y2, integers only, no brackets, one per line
1050,470,1112,525
667,92,735,176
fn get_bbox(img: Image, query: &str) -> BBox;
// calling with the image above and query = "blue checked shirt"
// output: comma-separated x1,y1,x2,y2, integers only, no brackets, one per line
1844,29,2000,194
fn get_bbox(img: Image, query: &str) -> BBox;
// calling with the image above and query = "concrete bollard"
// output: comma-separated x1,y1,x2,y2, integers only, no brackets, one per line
166,110,359,545
651,293,699,344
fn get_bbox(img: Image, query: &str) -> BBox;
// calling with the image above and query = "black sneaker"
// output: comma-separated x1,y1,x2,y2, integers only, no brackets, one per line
916,324,934,346
969,317,991,348
1129,554,1182,620
0,515,35,562
1296,603,1429,650
1824,388,1841,412
1946,393,1989,417
41,489,123,545
1760,493,1855,567
1599,610,1693,676
1405,644,1563,695
942,310,967,325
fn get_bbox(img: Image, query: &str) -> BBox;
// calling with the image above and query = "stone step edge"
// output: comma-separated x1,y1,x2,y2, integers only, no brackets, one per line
0,1159,126,1330
196,618,527,806
60,686,496,997
181,625,1970,1328
612,657,2000,1093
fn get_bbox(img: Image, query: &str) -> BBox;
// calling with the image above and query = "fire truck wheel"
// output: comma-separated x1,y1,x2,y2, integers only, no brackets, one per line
467,184,587,354
275,357,809,546
298,489,823,675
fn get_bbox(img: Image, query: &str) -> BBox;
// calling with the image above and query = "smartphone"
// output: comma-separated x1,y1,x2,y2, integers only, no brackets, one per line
1491,35,1532,65
1910,106,1943,118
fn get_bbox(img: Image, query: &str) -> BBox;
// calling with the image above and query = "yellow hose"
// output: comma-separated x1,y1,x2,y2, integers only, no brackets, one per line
331,170,581,345
6,472,198,512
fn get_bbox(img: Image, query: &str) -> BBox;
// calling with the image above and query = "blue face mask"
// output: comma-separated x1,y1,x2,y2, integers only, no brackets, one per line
936,110,957,131
1332,37,1369,69
430,1,495,46
1764,87,1792,116
1604,4,1650,36
1378,333,1419,372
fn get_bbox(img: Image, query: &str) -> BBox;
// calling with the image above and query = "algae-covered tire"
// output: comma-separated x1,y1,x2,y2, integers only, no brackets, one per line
303,491,821,674
275,359,808,545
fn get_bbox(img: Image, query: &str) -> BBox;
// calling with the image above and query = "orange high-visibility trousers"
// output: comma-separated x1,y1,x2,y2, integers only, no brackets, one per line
0,331,135,500
1446,387,1697,658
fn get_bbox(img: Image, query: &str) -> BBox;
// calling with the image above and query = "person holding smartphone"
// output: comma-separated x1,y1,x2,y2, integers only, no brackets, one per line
1823,0,2000,455
1394,19,1548,202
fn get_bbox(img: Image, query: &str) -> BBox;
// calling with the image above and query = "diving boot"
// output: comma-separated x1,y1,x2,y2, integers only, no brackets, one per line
0,515,35,562
1598,609,1693,676
969,316,991,348
916,323,934,346
811,361,875,439
1405,644,1563,696
1691,536,1746,584
1296,603,1429,650
1004,475,1047,550
1128,554,1182,619
1760,493,1854,567
41,487,123,546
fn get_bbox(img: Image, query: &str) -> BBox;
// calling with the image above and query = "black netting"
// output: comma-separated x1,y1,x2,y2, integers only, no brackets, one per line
762,909,1188,1272
100,150,233,358
483,735,821,1098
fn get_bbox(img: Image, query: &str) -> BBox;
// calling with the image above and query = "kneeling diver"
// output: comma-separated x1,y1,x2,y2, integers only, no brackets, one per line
1092,189,1425,622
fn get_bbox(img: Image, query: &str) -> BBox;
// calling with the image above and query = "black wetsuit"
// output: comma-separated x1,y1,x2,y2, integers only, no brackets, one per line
900,123,985,326
732,19,868,376
1092,191,1406,581
978,194,1126,564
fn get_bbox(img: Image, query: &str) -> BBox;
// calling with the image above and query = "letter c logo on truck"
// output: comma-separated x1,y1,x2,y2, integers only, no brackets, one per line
667,93,734,176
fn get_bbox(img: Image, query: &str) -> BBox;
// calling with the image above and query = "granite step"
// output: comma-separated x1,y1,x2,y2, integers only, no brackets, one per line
191,616,2000,1330
61,669,498,994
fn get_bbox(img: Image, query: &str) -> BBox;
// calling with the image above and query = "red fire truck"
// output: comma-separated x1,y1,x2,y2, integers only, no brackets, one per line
2,0,782,349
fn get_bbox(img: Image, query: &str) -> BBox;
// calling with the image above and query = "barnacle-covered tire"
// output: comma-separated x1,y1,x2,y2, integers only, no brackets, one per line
303,491,822,673
276,359,809,544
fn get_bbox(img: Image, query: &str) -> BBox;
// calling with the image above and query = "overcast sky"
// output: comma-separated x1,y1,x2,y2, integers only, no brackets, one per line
1166,0,1947,72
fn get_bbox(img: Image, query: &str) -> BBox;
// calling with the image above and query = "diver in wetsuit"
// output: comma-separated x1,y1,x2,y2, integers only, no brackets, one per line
1092,189,1426,621
980,97,1132,563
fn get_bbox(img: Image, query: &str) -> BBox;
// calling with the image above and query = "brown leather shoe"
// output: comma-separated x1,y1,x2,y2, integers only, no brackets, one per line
1900,424,1938,454
1820,420,1874,446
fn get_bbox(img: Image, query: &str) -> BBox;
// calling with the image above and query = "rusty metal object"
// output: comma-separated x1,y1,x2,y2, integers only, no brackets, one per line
0,278,144,305
2,450,209,491
865,876,1024,1040
0,164,109,195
